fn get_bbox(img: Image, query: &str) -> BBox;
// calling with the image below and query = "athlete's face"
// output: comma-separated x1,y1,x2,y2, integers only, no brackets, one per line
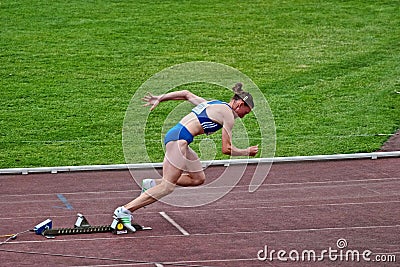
234,101,252,118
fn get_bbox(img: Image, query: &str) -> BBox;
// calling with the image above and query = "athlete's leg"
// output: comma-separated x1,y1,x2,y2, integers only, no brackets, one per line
144,146,205,188
123,140,187,212
143,144,205,187
175,147,205,186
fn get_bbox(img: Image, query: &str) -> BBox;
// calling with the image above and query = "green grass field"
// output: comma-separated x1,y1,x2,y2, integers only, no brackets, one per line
1,0,399,168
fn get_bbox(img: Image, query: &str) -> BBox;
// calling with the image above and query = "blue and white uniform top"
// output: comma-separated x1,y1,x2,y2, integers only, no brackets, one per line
191,100,232,135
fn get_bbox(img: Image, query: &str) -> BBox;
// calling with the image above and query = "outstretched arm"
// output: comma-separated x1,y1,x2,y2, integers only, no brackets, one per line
142,90,206,111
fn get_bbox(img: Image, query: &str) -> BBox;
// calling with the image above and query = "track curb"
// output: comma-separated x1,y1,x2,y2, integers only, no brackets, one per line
1,151,399,175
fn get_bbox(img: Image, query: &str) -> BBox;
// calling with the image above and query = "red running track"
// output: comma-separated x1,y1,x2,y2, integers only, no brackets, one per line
0,157,399,266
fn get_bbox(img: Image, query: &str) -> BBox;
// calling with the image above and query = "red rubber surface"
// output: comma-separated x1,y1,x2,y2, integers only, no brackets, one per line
0,157,399,266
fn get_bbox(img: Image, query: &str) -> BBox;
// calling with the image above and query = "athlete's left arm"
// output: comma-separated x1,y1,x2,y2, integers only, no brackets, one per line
220,109,258,157
143,90,205,110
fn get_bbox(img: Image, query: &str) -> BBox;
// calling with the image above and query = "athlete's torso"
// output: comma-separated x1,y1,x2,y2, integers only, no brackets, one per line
190,100,231,135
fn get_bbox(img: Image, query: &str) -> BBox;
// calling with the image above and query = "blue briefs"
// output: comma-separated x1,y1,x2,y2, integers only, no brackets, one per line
164,123,194,145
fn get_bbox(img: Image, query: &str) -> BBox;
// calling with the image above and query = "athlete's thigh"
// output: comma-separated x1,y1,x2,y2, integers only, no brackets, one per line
164,140,187,168
162,157,183,186
163,140,187,184
164,141,204,181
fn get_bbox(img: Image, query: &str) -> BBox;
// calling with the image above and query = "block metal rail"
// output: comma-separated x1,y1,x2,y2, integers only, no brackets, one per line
0,151,399,175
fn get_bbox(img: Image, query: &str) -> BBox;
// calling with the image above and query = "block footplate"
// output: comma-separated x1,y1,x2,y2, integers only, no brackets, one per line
42,213,151,236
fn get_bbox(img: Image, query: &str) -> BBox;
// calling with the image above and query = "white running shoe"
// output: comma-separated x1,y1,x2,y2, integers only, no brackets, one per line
113,206,136,232
141,178,156,193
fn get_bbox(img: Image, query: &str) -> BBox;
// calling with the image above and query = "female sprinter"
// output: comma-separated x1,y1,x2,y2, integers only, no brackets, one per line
114,83,258,231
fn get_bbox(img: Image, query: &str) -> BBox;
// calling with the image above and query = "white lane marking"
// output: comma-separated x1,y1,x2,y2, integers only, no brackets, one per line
5,224,400,245
159,211,190,236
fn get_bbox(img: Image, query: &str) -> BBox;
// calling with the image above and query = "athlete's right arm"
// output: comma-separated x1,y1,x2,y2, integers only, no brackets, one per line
221,115,258,157
143,90,205,110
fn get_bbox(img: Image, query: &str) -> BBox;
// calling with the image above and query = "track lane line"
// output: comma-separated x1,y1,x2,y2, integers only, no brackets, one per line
5,224,400,245
159,212,190,236
1,176,400,199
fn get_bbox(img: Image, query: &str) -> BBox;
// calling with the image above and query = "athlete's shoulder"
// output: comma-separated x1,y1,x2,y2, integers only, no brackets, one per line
209,100,232,112
207,100,228,105
207,101,234,121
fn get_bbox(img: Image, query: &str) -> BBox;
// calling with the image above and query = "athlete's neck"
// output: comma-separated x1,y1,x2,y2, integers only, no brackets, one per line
228,101,239,119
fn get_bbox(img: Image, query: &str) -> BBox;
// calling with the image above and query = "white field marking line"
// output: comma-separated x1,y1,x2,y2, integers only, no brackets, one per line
232,178,400,191
191,224,400,237
164,258,264,266
34,177,400,202
165,199,400,214
2,184,399,207
159,211,190,236
151,181,400,200
220,192,397,211
1,189,400,220
6,224,400,246
1,176,399,203
75,264,152,267
166,251,400,266
0,178,398,213
31,252,400,267
2,197,400,222
1,176,399,199
0,189,139,198
1,198,400,222
170,180,400,196
2,185,399,208
0,248,166,267
117,258,258,266
196,193,400,210
0,196,134,205
4,233,185,245
75,264,155,267
81,264,158,267
1,185,399,217
0,209,164,220
256,176,400,188
361,186,382,195
166,177,400,195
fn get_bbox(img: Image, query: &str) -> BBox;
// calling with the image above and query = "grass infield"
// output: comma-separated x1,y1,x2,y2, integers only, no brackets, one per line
1,0,399,168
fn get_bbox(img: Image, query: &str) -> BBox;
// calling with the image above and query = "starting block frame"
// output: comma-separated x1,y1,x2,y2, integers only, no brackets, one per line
41,213,151,237
34,219,53,235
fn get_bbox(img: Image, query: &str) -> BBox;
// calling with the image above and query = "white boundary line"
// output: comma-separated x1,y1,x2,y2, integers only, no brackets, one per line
0,151,399,175
0,176,399,198
5,224,400,245
159,211,190,236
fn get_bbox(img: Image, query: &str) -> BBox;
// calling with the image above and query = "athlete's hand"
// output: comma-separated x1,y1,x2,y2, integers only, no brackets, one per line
142,92,161,111
248,145,259,156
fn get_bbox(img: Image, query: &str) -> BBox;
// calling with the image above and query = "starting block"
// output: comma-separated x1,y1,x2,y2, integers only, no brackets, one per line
34,219,53,235
41,213,151,237
110,216,152,234
111,217,128,234
75,213,91,228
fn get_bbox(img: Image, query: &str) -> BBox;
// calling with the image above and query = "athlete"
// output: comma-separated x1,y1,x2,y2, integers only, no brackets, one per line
114,83,258,231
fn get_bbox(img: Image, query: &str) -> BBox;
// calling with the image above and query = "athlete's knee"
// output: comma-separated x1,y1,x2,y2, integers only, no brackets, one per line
159,180,176,195
193,172,206,186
